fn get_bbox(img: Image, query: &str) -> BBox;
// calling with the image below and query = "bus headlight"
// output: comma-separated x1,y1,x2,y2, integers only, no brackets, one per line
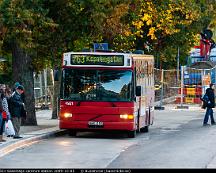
120,114,134,119
64,113,73,118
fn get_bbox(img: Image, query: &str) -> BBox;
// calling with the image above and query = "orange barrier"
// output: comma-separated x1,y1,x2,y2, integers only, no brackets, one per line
175,96,202,104
178,87,202,95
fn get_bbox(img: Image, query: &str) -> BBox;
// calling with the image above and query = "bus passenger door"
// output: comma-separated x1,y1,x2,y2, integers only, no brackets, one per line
136,86,147,130
135,86,141,131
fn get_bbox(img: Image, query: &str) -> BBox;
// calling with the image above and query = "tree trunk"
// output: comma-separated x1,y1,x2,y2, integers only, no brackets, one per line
51,80,60,119
11,41,37,126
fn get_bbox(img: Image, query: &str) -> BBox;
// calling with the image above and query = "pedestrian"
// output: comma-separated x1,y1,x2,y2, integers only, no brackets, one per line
10,85,25,138
203,83,216,126
0,87,10,138
1,95,11,138
0,94,6,142
12,82,25,103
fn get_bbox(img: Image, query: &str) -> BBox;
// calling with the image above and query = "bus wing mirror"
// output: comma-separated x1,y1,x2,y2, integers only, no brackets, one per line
136,86,141,96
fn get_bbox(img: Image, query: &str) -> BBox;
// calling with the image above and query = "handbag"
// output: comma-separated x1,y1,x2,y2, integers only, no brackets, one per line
2,111,7,120
5,119,15,136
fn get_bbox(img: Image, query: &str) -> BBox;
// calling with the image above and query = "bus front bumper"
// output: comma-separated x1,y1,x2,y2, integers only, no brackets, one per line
59,120,135,131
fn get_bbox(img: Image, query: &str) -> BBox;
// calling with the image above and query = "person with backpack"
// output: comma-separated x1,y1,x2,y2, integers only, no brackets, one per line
203,83,216,126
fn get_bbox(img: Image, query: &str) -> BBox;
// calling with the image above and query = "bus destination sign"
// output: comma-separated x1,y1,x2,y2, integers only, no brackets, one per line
71,54,124,66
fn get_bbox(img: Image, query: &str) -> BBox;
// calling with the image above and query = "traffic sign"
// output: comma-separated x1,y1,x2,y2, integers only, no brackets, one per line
93,43,108,51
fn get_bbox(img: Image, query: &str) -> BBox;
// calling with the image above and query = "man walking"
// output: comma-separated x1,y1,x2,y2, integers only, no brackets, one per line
10,85,25,138
203,83,216,126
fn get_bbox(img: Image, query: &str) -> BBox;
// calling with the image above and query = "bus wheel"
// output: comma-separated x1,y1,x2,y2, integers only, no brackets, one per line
140,126,148,133
68,130,77,136
128,130,136,138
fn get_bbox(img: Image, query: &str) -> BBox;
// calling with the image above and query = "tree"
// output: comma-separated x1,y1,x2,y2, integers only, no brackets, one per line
0,0,56,125
113,0,216,68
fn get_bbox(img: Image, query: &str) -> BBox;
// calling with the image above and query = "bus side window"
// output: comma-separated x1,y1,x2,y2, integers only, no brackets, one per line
136,86,141,96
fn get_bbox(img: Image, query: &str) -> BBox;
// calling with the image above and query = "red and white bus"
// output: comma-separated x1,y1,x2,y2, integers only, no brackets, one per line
59,51,154,138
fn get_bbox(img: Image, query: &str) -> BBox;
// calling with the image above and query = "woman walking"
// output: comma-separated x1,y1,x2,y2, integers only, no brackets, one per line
0,92,6,142
0,85,12,142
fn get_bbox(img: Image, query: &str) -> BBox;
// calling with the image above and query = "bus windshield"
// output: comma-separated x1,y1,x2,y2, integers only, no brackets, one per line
61,69,133,102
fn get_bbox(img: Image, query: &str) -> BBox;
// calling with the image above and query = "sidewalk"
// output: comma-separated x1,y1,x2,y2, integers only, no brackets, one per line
0,109,64,157
162,103,203,110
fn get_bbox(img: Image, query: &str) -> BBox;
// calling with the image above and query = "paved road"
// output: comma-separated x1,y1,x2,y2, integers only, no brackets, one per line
1,107,216,168
108,109,216,168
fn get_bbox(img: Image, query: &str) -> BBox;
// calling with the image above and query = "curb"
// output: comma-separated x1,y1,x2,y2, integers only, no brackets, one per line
0,128,67,158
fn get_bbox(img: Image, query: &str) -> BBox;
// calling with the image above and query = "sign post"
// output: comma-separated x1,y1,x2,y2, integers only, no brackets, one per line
177,66,188,109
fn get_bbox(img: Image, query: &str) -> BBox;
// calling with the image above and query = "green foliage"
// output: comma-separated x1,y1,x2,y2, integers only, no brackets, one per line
0,0,57,73
113,0,216,68
1,0,216,74
44,0,130,52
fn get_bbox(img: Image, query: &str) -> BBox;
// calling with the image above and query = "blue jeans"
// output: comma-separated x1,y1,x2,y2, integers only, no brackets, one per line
203,107,215,124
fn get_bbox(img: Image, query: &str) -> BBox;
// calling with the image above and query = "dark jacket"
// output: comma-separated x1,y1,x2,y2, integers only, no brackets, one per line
206,88,215,108
10,91,24,117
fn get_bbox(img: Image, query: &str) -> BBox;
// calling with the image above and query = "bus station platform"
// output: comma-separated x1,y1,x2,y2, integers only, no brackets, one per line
0,110,65,158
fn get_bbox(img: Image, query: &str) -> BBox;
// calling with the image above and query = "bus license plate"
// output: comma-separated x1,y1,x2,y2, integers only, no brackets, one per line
88,121,104,128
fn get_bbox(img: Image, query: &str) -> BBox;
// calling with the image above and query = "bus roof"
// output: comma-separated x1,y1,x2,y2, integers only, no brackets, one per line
63,51,153,57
